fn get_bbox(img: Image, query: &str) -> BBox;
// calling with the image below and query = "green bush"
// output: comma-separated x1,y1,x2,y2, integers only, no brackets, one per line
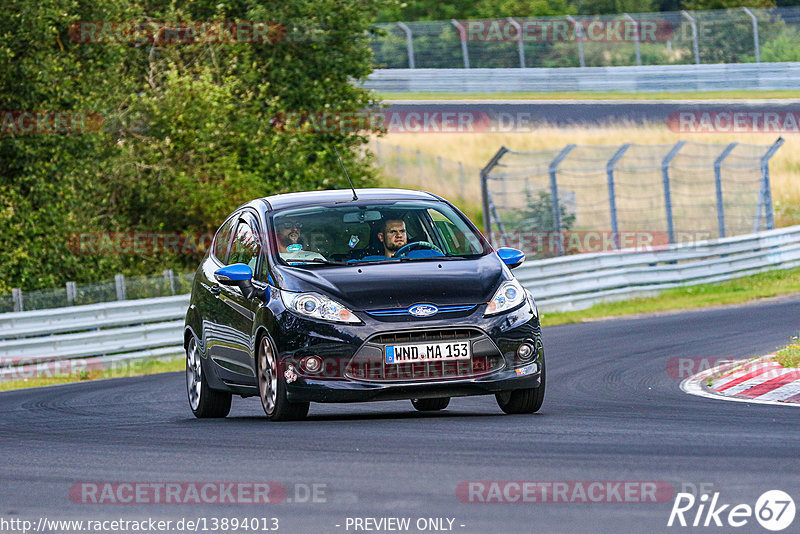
0,0,384,292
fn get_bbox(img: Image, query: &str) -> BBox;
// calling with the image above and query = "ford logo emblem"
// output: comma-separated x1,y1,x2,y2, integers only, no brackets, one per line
408,304,438,317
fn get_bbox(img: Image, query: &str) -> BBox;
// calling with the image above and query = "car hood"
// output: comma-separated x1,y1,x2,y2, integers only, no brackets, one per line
271,254,507,310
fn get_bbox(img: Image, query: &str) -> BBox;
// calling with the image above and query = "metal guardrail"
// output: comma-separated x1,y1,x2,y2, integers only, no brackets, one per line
517,225,800,312
1,226,798,375
0,296,187,380
0,295,189,339
364,62,800,93
0,320,184,364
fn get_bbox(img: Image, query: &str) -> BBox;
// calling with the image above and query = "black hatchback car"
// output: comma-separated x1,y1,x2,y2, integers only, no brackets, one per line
185,188,544,421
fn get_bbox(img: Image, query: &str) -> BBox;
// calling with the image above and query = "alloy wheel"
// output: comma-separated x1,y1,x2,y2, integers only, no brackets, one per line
259,338,278,415
186,337,202,411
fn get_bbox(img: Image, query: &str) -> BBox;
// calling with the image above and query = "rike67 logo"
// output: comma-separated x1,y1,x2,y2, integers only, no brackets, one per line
668,490,795,531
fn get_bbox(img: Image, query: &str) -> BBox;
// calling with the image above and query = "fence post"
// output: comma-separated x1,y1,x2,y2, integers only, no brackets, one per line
396,22,415,69
450,19,470,68
549,144,576,255
115,274,127,301
681,11,700,65
163,269,176,295
742,7,760,63
606,144,631,249
623,14,641,66
12,288,23,312
506,17,525,68
480,146,510,244
758,137,784,231
662,141,685,244
66,281,77,306
713,142,738,238
566,16,585,67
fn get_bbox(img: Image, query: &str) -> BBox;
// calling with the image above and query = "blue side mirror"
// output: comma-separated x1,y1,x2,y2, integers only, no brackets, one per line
213,263,267,302
214,263,253,284
497,247,525,269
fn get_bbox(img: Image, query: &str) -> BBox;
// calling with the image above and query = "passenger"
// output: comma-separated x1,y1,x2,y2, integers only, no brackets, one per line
276,219,325,261
377,219,408,258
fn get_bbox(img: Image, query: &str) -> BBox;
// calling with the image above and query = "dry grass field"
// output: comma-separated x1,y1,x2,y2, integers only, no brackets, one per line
374,124,800,227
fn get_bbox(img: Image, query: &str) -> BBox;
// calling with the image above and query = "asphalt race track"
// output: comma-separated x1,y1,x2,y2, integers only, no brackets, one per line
385,99,800,128
1,297,799,534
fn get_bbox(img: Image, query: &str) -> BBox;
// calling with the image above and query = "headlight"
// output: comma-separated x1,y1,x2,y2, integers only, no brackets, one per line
484,279,526,316
280,290,362,324
526,289,539,318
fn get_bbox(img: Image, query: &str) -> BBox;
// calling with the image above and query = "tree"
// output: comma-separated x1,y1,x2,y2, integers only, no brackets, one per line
518,190,576,232
0,0,386,291
681,0,774,9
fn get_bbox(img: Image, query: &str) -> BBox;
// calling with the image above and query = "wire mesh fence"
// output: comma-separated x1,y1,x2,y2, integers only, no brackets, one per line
372,6,800,69
481,138,784,257
1,271,194,313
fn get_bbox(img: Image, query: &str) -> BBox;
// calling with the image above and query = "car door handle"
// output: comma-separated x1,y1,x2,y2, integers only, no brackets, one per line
210,285,221,296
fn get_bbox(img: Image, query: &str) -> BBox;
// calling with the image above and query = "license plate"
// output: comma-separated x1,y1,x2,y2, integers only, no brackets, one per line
385,341,471,364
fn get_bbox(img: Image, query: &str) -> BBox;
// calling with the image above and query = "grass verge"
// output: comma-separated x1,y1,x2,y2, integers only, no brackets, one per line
541,266,800,326
775,337,800,368
0,356,184,392
379,90,800,101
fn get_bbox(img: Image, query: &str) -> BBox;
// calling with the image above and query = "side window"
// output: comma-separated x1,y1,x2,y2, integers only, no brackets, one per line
228,219,262,274
427,208,480,255
212,216,236,262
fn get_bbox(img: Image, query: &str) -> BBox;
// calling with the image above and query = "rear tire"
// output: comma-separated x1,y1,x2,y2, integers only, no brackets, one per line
257,336,309,422
186,336,232,418
411,397,450,411
496,358,545,415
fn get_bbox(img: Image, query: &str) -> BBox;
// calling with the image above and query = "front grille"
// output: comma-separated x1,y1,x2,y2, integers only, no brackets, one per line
345,355,502,381
345,328,505,382
370,328,477,345
365,305,477,318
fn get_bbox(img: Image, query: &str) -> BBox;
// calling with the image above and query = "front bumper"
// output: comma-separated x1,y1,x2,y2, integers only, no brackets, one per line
269,298,544,404
286,362,542,403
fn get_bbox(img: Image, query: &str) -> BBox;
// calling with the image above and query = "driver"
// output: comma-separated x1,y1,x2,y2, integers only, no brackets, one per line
277,218,325,261
377,219,407,258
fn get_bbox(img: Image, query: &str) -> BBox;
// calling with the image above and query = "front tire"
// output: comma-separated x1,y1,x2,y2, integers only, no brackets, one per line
257,336,309,421
496,358,545,414
186,336,232,418
411,397,450,411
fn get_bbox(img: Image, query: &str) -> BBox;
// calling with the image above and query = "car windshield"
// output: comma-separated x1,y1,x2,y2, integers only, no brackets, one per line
270,200,489,266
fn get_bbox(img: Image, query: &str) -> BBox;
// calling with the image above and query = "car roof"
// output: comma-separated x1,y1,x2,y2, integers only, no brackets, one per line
258,188,441,211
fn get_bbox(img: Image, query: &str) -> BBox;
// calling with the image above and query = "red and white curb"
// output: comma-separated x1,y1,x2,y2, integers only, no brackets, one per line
681,354,800,407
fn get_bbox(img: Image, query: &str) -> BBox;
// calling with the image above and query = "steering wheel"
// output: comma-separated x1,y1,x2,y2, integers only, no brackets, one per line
393,240,444,258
